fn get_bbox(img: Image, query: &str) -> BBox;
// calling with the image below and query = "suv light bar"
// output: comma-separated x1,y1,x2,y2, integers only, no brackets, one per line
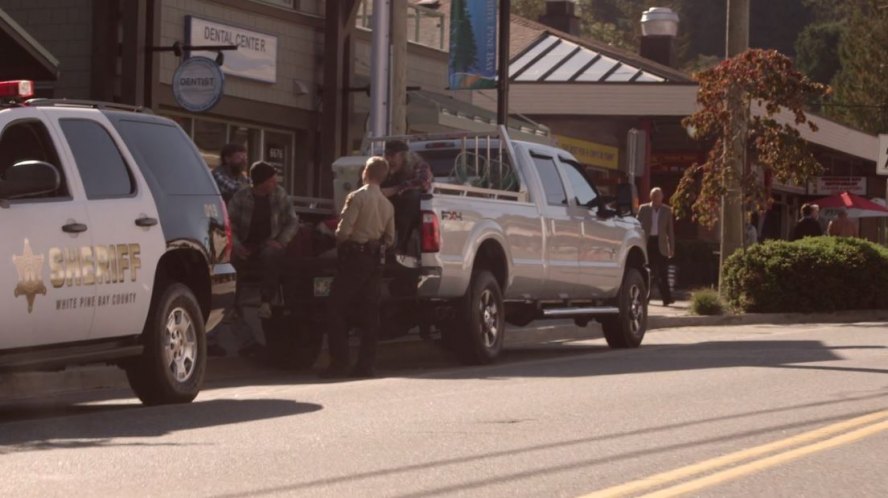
0,80,34,100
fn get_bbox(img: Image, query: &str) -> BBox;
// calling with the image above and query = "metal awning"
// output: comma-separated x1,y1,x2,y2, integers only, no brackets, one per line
511,33,676,84
0,8,59,81
407,90,550,143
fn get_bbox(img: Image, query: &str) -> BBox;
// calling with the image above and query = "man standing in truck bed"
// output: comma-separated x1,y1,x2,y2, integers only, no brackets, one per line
323,156,395,379
381,140,432,253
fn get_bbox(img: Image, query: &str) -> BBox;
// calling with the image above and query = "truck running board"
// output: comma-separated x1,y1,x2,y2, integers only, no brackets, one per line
541,306,620,317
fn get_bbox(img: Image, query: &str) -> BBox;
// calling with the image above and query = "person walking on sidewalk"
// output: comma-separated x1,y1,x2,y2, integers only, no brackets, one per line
790,203,823,241
637,187,675,306
827,208,857,237
228,162,299,321
213,143,250,203
322,157,395,379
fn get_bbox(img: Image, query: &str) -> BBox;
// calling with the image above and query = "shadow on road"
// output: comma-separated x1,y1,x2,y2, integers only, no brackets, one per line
0,398,321,453
408,339,888,381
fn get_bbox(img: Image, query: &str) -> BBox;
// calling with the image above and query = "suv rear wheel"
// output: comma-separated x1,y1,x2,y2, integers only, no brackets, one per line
125,283,206,405
601,268,648,348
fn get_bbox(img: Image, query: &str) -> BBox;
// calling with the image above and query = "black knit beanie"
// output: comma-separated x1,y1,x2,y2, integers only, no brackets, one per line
250,161,276,185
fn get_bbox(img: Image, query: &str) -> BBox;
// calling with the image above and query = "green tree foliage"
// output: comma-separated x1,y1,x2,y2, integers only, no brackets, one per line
794,22,842,85
827,0,888,134
674,49,829,228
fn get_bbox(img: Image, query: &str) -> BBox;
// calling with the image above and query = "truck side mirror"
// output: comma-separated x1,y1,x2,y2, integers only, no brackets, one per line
616,182,637,217
0,160,61,201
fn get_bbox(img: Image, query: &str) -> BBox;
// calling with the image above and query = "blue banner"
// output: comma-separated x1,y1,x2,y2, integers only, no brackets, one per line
449,0,498,90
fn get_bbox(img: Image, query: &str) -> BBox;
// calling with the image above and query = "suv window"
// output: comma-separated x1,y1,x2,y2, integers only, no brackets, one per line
60,119,134,199
560,160,599,208
113,119,217,195
532,154,567,206
0,119,68,199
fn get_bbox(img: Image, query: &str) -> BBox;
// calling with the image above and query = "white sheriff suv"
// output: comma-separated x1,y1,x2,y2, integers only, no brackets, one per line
0,80,235,405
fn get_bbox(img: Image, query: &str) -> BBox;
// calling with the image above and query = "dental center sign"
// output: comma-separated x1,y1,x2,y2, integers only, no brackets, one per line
186,16,277,83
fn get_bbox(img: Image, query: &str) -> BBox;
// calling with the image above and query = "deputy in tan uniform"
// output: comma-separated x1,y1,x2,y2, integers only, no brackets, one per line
322,156,395,379
637,187,675,306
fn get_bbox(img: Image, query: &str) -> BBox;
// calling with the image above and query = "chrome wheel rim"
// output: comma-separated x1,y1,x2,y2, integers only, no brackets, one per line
479,289,500,348
162,307,197,383
628,284,645,336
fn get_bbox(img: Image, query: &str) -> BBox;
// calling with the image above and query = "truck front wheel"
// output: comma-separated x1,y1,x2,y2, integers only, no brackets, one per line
601,268,648,348
445,270,505,365
126,283,206,405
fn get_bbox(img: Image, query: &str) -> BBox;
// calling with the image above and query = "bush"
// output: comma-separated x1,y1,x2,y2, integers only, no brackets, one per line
690,288,725,315
722,237,888,313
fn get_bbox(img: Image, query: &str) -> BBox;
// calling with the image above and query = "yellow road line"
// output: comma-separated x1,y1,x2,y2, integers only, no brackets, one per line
580,410,888,498
643,418,888,498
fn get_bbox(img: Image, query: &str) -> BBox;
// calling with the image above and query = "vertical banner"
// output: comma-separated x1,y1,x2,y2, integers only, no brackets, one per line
449,0,498,90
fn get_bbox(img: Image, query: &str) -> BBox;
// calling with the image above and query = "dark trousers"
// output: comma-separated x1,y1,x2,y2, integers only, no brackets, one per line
647,236,672,303
391,189,421,252
233,245,285,303
327,250,382,369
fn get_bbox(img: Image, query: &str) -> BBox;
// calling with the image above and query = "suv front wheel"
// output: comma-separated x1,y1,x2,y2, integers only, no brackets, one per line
125,283,206,405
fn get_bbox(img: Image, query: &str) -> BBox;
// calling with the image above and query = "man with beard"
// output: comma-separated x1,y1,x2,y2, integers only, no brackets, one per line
213,143,250,203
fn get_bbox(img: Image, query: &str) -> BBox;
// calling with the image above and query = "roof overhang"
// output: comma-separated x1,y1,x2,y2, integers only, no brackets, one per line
0,8,59,81
477,84,880,163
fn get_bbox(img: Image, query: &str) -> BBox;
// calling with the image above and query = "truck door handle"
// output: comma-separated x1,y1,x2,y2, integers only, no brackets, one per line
62,222,88,234
135,216,158,227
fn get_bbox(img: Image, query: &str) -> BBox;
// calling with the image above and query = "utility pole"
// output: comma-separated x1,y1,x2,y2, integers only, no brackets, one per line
390,0,408,135
720,0,749,292
496,0,510,125
370,0,392,138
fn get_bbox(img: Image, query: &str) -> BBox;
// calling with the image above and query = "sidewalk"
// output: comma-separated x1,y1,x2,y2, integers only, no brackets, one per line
3,301,887,402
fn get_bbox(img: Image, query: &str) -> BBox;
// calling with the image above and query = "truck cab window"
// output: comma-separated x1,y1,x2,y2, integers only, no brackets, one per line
560,160,599,208
60,119,135,199
0,120,68,199
532,154,567,206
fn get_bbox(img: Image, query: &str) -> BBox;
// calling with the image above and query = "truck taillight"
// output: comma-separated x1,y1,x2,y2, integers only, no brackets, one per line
220,200,233,262
0,80,34,99
421,211,441,253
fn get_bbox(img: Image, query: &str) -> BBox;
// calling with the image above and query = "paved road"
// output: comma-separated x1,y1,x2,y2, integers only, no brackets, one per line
1,322,887,497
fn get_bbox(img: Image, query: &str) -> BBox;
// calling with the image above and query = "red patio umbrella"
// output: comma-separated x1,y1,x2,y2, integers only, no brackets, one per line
812,191,888,219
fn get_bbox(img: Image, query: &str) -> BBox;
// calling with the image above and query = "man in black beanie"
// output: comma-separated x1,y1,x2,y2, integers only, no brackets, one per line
228,161,298,329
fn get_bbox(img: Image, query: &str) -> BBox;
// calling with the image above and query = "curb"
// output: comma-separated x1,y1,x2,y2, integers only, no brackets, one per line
648,309,888,329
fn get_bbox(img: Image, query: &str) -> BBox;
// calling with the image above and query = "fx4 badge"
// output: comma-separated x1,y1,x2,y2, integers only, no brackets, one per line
442,210,463,221
12,239,47,313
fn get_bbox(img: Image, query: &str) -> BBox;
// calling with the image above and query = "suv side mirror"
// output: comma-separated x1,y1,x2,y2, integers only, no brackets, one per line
616,182,637,217
0,160,61,201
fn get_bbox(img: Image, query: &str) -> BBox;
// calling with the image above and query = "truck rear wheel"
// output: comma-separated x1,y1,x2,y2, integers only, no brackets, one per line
446,270,505,365
126,283,206,405
601,268,648,348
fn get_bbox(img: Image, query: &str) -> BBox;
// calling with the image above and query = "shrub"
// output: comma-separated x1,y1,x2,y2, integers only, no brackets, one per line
690,288,725,315
722,237,888,313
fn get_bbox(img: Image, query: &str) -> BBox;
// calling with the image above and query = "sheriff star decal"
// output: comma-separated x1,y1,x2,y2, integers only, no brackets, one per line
13,239,47,313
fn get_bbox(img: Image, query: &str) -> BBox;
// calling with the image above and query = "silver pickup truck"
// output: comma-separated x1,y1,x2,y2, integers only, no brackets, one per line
317,128,650,364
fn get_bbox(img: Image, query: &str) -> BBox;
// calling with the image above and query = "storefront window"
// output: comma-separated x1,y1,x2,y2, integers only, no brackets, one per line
263,131,291,190
193,119,227,169
228,125,262,168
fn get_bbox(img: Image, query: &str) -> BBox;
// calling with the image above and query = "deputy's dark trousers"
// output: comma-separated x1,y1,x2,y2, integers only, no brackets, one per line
647,236,672,303
327,250,382,370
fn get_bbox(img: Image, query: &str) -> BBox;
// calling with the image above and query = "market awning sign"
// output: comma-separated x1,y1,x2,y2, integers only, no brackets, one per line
186,16,277,83
554,135,619,170
172,56,224,112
